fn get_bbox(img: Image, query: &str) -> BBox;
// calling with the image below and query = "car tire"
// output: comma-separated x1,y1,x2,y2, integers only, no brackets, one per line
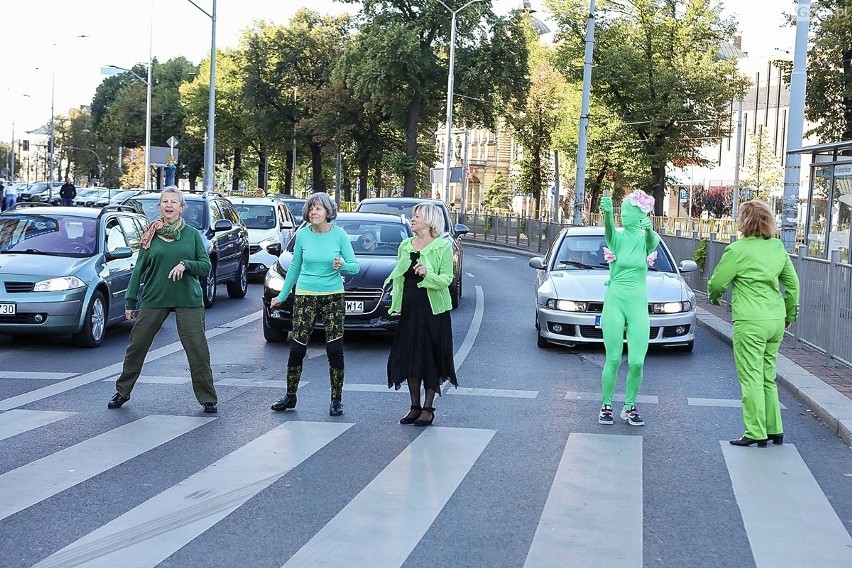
263,308,288,342
535,315,549,348
201,262,217,308
73,290,106,348
451,278,460,309
227,256,248,298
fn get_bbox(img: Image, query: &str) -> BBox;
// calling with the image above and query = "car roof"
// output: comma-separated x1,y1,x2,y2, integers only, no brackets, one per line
2,206,142,219
358,197,445,206
561,226,606,237
227,196,281,205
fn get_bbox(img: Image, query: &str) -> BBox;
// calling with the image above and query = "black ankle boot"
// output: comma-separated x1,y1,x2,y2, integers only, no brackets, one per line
329,399,344,416
730,435,768,447
768,433,784,445
271,394,297,411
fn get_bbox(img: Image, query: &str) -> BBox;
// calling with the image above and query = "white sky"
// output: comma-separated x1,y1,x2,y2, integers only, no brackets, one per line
3,0,796,138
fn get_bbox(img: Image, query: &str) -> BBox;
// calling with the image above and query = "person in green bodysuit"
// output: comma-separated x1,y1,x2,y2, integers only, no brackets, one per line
708,200,799,447
598,190,660,426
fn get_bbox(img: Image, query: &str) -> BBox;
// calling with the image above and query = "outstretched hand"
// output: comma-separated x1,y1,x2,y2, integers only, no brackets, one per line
600,197,613,213
639,216,652,230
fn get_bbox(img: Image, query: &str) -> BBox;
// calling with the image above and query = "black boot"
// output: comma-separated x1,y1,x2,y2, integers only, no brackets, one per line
271,394,297,412
329,399,344,416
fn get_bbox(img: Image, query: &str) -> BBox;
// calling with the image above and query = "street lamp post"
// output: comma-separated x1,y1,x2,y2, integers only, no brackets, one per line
436,0,483,203
105,64,152,191
186,0,218,193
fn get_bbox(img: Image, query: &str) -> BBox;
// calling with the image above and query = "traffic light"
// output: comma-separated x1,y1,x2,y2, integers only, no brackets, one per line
21,140,29,152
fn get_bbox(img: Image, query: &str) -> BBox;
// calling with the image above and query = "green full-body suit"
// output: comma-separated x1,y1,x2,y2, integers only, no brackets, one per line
600,195,660,411
707,237,799,440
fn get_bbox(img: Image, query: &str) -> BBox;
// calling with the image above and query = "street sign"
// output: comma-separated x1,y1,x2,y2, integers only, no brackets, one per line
740,187,752,200
167,136,179,148
679,188,688,202
429,167,464,184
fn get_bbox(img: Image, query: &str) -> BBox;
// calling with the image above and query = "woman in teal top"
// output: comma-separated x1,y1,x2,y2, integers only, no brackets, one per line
270,193,359,417
708,200,799,447
108,187,218,413
385,202,457,426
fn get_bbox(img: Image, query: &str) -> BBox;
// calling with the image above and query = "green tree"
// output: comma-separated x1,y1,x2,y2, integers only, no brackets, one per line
550,0,747,215
484,170,514,212
742,125,783,202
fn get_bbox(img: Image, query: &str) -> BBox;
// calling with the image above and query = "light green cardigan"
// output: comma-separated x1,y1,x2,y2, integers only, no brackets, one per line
384,236,453,315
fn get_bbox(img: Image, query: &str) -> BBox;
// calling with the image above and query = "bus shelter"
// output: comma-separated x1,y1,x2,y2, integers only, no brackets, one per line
788,140,852,260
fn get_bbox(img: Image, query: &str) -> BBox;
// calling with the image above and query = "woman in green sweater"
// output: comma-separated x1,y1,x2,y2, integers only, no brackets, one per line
708,200,799,447
108,187,218,413
385,202,457,426
270,193,359,416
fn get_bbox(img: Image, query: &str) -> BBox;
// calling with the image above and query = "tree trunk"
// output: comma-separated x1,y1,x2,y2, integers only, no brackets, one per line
403,96,423,197
232,147,242,193
308,142,324,193
651,164,666,216
358,153,369,201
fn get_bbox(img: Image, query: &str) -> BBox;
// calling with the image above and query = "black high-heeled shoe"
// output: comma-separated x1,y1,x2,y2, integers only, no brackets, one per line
768,433,784,445
414,406,435,427
730,435,768,447
400,405,422,425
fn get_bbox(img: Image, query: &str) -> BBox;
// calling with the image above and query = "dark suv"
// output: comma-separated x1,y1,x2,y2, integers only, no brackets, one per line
355,197,469,308
123,192,250,308
18,182,62,205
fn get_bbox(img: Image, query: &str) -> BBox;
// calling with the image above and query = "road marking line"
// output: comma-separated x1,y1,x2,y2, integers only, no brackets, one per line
0,311,262,411
722,442,852,567
449,387,538,398
33,421,352,568
0,371,76,380
0,415,212,522
689,397,786,409
0,409,75,441
564,392,659,404
343,383,399,392
282,427,495,568
525,433,642,568
452,285,484,371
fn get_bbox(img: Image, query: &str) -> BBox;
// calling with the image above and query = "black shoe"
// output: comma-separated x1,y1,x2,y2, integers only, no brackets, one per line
414,406,435,427
400,405,423,425
271,394,297,411
329,399,344,416
107,392,129,409
730,435,768,447
203,402,218,414
598,405,614,425
768,433,784,445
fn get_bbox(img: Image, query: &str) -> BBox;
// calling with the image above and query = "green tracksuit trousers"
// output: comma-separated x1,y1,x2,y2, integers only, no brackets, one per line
732,318,785,440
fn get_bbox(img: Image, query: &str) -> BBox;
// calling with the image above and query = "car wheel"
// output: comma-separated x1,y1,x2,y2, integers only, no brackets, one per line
201,262,217,308
451,277,460,309
263,308,288,342
73,290,106,348
675,340,694,353
227,256,249,298
535,315,549,348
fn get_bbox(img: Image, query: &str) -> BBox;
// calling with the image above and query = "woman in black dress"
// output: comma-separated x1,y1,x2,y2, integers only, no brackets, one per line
385,203,457,426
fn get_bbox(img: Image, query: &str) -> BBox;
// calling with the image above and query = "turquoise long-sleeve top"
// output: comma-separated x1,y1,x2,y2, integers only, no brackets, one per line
276,225,359,301
125,228,211,310
384,236,453,315
707,236,799,322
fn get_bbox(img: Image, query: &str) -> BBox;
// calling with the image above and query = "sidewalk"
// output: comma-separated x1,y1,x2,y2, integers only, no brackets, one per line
465,237,852,448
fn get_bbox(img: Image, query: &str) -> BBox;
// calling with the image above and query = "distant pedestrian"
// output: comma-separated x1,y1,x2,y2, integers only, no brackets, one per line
60,179,76,206
708,200,799,447
4,181,17,210
385,202,457,426
0,181,5,211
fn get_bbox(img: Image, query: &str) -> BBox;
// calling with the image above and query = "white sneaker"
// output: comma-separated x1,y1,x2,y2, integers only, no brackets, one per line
620,406,645,426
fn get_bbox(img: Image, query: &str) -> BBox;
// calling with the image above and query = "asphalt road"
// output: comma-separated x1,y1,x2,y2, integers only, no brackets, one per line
0,250,850,568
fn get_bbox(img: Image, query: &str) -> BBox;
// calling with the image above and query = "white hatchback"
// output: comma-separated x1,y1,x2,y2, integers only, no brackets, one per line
228,196,297,277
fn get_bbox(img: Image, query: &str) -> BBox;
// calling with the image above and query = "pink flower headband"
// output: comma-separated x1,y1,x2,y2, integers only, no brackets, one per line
624,190,654,213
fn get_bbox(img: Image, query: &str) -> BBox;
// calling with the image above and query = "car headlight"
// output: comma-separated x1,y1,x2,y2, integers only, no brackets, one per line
545,299,588,312
33,276,86,292
258,239,277,251
264,263,285,293
650,301,692,314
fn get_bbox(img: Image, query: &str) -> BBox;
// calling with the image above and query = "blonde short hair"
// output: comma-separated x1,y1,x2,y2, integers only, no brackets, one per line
413,202,445,238
737,200,776,239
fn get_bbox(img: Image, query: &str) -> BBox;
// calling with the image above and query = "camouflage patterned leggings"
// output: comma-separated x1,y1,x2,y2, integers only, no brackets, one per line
286,293,345,399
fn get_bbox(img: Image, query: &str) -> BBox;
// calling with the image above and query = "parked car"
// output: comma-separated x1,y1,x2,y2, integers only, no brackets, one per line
123,192,250,308
355,197,469,308
268,195,306,224
261,212,413,341
529,226,698,351
17,181,61,205
0,205,150,347
94,189,146,208
72,188,102,207
227,196,297,278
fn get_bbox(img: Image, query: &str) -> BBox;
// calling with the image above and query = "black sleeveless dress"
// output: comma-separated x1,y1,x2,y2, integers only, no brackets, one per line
387,251,458,392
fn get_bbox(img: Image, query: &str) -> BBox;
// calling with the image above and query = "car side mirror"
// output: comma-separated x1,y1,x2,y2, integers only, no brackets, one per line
454,223,469,237
106,246,133,260
679,260,698,273
267,242,282,256
213,219,233,232
529,257,546,270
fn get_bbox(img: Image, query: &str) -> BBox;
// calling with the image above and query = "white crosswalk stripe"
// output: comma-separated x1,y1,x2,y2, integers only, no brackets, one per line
0,409,75,441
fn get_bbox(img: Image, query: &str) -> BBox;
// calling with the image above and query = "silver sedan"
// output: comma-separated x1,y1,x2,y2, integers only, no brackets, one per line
529,227,698,351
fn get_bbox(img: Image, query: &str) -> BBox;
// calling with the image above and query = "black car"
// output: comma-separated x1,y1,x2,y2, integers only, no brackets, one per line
355,197,468,308
261,212,413,341
123,192,250,308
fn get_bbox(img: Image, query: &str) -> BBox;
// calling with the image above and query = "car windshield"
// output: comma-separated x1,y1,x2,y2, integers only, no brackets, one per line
233,204,276,229
553,235,675,273
0,214,98,256
125,197,206,230
358,201,451,232
289,219,410,256
282,200,305,221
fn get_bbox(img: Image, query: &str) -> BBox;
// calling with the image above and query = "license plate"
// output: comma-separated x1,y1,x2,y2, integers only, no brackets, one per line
0,303,16,316
594,315,602,329
345,300,364,314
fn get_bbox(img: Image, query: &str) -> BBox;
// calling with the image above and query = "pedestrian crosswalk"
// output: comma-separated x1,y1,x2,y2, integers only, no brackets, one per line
1,409,851,568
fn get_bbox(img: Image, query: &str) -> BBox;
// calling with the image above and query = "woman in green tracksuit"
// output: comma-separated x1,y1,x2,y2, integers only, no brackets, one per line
598,190,660,427
708,200,799,447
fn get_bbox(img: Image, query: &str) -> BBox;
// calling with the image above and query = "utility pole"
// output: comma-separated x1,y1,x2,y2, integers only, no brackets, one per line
573,0,596,226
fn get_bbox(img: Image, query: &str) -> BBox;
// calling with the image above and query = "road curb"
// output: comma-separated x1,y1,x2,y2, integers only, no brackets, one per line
695,308,852,449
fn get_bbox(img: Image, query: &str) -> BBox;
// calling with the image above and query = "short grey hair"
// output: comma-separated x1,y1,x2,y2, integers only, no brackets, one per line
413,202,445,238
160,186,186,207
302,192,338,222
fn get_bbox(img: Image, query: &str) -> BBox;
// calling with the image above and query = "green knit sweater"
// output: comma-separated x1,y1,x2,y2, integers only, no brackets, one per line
384,236,453,315
125,229,211,310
